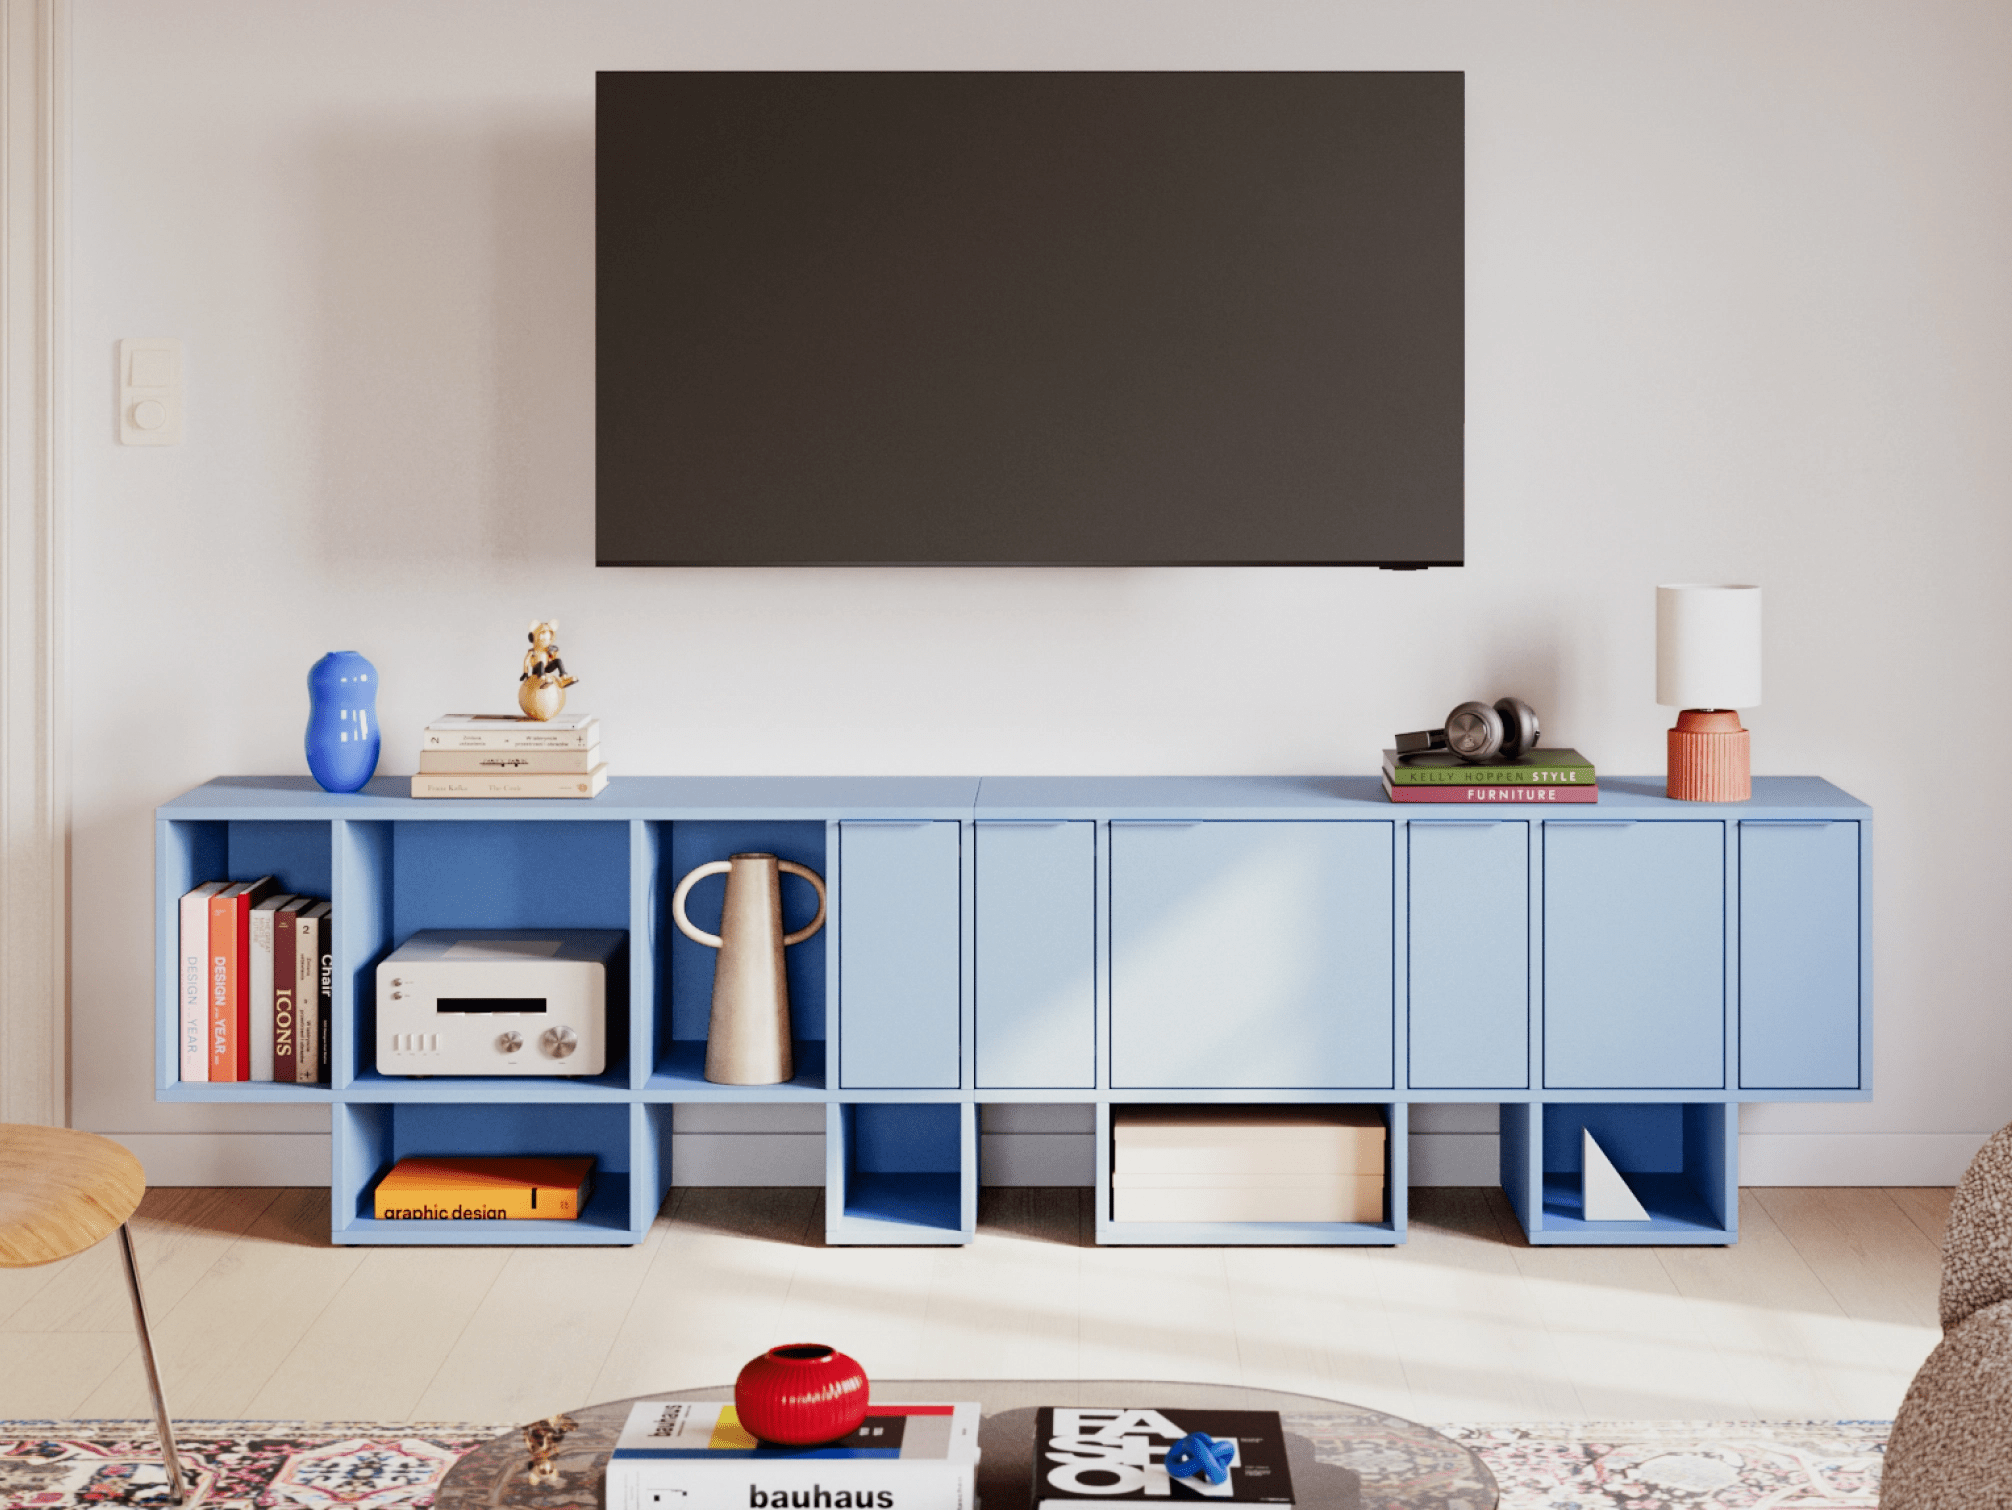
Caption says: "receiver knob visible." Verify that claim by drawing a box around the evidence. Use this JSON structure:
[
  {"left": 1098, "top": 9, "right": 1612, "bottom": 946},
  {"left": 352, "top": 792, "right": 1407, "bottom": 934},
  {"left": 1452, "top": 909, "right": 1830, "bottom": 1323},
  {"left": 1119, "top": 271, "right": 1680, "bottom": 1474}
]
[
  {"left": 496, "top": 1031, "right": 524, "bottom": 1054},
  {"left": 541, "top": 1025, "right": 578, "bottom": 1059}
]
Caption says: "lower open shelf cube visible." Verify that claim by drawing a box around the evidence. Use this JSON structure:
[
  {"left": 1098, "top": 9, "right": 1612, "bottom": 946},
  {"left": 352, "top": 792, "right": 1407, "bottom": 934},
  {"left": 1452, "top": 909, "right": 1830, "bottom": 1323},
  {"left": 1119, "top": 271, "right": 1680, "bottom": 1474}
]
[
  {"left": 825, "top": 1102, "right": 976, "bottom": 1244},
  {"left": 330, "top": 1100, "right": 670, "bottom": 1245},
  {"left": 1500, "top": 1101, "right": 1738, "bottom": 1245},
  {"left": 1092, "top": 1103, "right": 1408, "bottom": 1246}
]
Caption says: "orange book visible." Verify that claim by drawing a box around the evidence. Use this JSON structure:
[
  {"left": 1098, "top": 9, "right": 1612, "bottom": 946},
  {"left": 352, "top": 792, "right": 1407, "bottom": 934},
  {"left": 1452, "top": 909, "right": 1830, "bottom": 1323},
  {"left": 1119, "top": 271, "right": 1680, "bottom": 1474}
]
[
  {"left": 206, "top": 876, "right": 276, "bottom": 1080},
  {"left": 372, "top": 1156, "right": 595, "bottom": 1221}
]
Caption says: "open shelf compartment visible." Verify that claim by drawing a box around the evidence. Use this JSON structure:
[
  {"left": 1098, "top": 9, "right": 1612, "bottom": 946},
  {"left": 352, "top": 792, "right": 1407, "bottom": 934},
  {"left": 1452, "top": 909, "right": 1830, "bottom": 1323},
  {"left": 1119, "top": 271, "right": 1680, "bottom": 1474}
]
[
  {"left": 826, "top": 1101, "right": 975, "bottom": 1244},
  {"left": 334, "top": 817, "right": 633, "bottom": 1095},
  {"left": 331, "top": 1099, "right": 656, "bottom": 1245},
  {"left": 646, "top": 819, "right": 832, "bottom": 1096},
  {"left": 1501, "top": 1101, "right": 1737, "bottom": 1245},
  {"left": 1093, "top": 1102, "right": 1408, "bottom": 1246},
  {"left": 156, "top": 816, "right": 339, "bottom": 1099}
]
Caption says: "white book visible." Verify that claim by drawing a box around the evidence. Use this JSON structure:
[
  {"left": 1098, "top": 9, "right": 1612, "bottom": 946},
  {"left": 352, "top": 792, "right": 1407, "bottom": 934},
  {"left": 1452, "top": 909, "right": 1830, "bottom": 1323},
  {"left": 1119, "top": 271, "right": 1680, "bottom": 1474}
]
[
  {"left": 417, "top": 744, "right": 600, "bottom": 774},
  {"left": 422, "top": 713, "right": 599, "bottom": 751},
  {"left": 248, "top": 895, "right": 297, "bottom": 1081},
  {"left": 411, "top": 764, "right": 609, "bottom": 800},
  {"left": 178, "top": 881, "right": 227, "bottom": 1082},
  {"left": 605, "top": 1401, "right": 978, "bottom": 1510}
]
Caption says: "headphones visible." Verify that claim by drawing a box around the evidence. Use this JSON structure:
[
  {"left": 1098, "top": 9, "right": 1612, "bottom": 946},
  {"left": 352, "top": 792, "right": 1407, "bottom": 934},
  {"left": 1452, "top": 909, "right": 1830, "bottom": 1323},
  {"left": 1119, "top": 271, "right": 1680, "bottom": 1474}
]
[{"left": 1396, "top": 697, "right": 1541, "bottom": 762}]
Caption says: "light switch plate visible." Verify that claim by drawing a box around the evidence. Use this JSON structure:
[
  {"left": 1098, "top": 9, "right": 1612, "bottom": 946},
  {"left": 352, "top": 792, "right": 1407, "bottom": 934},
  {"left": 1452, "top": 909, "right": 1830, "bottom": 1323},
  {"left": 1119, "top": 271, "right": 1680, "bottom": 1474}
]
[{"left": 119, "top": 338, "right": 182, "bottom": 445}]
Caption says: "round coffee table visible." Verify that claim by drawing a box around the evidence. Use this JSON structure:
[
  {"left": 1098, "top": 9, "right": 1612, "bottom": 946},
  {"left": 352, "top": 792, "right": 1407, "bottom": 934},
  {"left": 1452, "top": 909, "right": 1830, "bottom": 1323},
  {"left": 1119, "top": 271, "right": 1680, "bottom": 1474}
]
[{"left": 435, "top": 1379, "right": 1495, "bottom": 1510}]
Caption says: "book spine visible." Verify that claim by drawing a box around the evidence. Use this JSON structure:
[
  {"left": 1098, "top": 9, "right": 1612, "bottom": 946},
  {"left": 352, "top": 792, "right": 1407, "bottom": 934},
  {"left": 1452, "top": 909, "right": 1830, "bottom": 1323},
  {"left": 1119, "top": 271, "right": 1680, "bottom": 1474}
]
[
  {"left": 605, "top": 1462, "right": 972, "bottom": 1510},
  {"left": 274, "top": 908, "right": 297, "bottom": 1084},
  {"left": 235, "top": 893, "right": 255, "bottom": 1079},
  {"left": 317, "top": 915, "right": 333, "bottom": 1084},
  {"left": 1382, "top": 779, "right": 1598, "bottom": 804},
  {"left": 372, "top": 1190, "right": 584, "bottom": 1219},
  {"left": 249, "top": 905, "right": 278, "bottom": 1081},
  {"left": 411, "top": 766, "right": 607, "bottom": 799},
  {"left": 1384, "top": 764, "right": 1596, "bottom": 785},
  {"left": 178, "top": 887, "right": 213, "bottom": 1082},
  {"left": 421, "top": 726, "right": 596, "bottom": 750},
  {"left": 208, "top": 892, "right": 238, "bottom": 1081},
  {"left": 294, "top": 912, "right": 319, "bottom": 1083},
  {"left": 417, "top": 746, "right": 601, "bottom": 774}
]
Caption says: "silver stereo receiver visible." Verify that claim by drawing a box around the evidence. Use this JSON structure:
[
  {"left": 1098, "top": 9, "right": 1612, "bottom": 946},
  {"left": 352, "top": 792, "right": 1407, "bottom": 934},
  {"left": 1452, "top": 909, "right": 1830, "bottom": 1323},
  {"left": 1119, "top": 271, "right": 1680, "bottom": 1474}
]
[{"left": 376, "top": 929, "right": 625, "bottom": 1076}]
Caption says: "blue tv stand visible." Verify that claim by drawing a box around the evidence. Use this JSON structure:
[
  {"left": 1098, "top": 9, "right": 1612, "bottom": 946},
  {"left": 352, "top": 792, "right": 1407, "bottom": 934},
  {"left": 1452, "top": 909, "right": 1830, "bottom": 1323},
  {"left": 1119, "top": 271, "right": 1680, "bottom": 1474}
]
[{"left": 155, "top": 774, "right": 1869, "bottom": 1247}]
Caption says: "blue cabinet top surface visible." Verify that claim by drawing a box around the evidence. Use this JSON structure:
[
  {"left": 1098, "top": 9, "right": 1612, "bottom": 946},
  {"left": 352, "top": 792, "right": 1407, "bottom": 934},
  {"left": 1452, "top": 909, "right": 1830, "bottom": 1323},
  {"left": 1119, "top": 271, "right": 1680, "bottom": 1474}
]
[{"left": 158, "top": 774, "right": 1866, "bottom": 822}]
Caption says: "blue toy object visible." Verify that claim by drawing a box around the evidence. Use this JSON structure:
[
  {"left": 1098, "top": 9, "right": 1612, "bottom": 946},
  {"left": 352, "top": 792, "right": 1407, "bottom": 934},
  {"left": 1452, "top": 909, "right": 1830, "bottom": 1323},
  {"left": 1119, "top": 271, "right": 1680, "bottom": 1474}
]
[{"left": 1164, "top": 1432, "right": 1235, "bottom": 1486}]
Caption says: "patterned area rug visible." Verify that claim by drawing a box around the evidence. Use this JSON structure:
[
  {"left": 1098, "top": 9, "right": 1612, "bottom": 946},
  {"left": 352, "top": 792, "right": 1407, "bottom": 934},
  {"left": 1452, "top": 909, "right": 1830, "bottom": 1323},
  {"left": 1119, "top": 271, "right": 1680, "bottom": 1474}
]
[
  {"left": 0, "top": 1418, "right": 1888, "bottom": 1510},
  {"left": 1442, "top": 1421, "right": 1890, "bottom": 1508}
]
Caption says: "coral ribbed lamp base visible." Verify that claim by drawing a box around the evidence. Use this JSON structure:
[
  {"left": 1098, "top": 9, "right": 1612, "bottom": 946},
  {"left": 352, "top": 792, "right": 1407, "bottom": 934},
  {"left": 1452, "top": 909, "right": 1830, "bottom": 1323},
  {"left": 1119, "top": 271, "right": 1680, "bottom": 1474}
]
[{"left": 1666, "top": 709, "right": 1750, "bottom": 802}]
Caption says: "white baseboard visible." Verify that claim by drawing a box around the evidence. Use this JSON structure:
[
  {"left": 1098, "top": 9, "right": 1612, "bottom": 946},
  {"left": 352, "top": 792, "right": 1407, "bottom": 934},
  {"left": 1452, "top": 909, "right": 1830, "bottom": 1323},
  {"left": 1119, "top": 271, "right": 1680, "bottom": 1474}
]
[
  {"left": 1409, "top": 1133, "right": 1500, "bottom": 1186},
  {"left": 107, "top": 1132, "right": 333, "bottom": 1186},
  {"left": 670, "top": 1132, "right": 825, "bottom": 1186},
  {"left": 981, "top": 1132, "right": 1096, "bottom": 1185},
  {"left": 107, "top": 1127, "right": 1989, "bottom": 1192},
  {"left": 1737, "top": 1131, "right": 1988, "bottom": 1186}
]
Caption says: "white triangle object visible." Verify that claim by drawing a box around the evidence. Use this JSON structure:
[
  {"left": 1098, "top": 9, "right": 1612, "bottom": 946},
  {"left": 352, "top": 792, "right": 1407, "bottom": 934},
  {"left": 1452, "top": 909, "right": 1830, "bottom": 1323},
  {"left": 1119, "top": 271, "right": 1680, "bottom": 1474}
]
[{"left": 1582, "top": 1129, "right": 1651, "bottom": 1222}]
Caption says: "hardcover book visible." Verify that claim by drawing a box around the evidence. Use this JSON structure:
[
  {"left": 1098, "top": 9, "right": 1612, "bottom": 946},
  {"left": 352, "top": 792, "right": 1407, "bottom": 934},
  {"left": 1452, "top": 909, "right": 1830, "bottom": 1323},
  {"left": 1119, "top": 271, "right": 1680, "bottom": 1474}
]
[
  {"left": 422, "top": 713, "right": 600, "bottom": 751},
  {"left": 1380, "top": 777, "right": 1598, "bottom": 804},
  {"left": 417, "top": 746, "right": 601, "bottom": 774},
  {"left": 1381, "top": 747, "right": 1595, "bottom": 784},
  {"left": 178, "top": 881, "right": 227, "bottom": 1082},
  {"left": 248, "top": 894, "right": 297, "bottom": 1082},
  {"left": 273, "top": 899, "right": 302, "bottom": 1084},
  {"left": 410, "top": 765, "right": 608, "bottom": 799},
  {"left": 1034, "top": 1408, "right": 1294, "bottom": 1510},
  {"left": 294, "top": 901, "right": 331, "bottom": 1083},
  {"left": 207, "top": 876, "right": 276, "bottom": 1081},
  {"left": 373, "top": 1155, "right": 596, "bottom": 1219},
  {"left": 605, "top": 1400, "right": 979, "bottom": 1510}
]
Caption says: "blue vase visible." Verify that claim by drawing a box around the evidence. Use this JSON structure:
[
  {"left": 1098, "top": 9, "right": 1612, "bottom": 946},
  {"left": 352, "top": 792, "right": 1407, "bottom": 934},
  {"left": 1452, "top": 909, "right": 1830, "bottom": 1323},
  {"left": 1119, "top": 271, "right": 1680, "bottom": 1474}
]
[{"left": 305, "top": 651, "right": 380, "bottom": 793}]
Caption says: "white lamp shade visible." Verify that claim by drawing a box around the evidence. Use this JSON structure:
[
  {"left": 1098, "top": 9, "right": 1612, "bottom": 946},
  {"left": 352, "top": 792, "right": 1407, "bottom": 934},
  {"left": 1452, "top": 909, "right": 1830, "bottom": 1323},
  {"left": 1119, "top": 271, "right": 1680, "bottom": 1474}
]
[{"left": 1657, "top": 584, "right": 1761, "bottom": 709}]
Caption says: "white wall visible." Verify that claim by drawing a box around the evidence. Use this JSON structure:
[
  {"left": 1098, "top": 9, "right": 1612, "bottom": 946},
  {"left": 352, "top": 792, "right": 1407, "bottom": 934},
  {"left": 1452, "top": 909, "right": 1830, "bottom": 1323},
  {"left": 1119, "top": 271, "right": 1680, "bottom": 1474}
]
[{"left": 68, "top": 0, "right": 2012, "bottom": 1186}]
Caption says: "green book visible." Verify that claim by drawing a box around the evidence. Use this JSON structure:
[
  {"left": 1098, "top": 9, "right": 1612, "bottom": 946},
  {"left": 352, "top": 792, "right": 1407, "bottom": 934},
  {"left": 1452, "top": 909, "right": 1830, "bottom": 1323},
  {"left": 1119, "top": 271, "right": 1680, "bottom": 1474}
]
[{"left": 1382, "top": 747, "right": 1597, "bottom": 785}]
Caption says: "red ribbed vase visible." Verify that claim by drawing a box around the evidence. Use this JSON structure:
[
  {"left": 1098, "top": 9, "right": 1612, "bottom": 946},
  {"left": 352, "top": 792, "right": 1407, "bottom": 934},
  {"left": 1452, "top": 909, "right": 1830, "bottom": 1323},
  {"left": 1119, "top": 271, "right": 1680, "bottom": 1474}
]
[{"left": 734, "top": 1344, "right": 869, "bottom": 1445}]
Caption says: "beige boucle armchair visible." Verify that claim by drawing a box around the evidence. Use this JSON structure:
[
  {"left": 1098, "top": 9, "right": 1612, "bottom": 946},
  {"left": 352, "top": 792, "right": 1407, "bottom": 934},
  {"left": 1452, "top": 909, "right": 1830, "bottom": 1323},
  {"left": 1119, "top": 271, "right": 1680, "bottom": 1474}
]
[{"left": 1881, "top": 1122, "right": 2012, "bottom": 1508}]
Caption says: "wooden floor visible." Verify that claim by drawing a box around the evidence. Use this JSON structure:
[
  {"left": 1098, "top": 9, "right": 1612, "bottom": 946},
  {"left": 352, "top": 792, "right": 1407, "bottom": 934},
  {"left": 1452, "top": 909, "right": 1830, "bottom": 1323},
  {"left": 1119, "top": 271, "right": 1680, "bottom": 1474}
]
[{"left": 0, "top": 1186, "right": 1947, "bottom": 1426}]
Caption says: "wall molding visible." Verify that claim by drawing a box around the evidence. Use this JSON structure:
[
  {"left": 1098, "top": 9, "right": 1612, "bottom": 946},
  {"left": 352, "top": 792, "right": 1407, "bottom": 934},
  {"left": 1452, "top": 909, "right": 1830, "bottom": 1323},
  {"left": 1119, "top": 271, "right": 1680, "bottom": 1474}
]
[{"left": 0, "top": 0, "right": 69, "bottom": 1128}]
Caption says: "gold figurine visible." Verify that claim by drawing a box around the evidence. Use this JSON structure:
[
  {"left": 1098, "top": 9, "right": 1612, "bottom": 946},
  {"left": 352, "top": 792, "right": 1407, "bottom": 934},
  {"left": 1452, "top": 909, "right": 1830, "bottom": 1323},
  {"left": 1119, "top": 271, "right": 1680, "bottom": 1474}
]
[{"left": 518, "top": 620, "right": 578, "bottom": 721}]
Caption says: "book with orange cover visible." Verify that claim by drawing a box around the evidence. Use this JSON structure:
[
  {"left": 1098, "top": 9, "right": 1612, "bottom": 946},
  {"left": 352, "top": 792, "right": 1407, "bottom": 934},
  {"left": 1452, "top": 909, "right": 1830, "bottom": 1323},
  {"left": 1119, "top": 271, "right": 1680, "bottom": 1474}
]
[
  {"left": 207, "top": 876, "right": 276, "bottom": 1081},
  {"left": 372, "top": 1155, "right": 595, "bottom": 1220}
]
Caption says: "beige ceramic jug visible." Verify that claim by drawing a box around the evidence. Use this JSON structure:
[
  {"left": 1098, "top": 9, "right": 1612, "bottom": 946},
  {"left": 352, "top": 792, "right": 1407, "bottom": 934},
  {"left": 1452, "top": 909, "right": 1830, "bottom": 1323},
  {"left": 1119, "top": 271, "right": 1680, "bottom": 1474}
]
[{"left": 671, "top": 853, "right": 827, "bottom": 1085}]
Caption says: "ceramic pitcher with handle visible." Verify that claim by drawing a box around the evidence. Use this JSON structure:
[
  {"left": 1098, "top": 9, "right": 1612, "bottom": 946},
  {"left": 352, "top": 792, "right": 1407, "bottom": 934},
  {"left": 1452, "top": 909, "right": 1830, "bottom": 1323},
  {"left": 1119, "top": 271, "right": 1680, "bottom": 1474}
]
[{"left": 671, "top": 853, "right": 826, "bottom": 1085}]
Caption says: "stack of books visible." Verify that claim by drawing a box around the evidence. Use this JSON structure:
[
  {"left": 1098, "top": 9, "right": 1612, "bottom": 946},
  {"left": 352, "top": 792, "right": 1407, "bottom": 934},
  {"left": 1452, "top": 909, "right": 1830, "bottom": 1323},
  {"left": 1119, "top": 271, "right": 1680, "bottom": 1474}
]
[
  {"left": 178, "top": 879, "right": 330, "bottom": 1083},
  {"left": 1111, "top": 1106, "right": 1386, "bottom": 1223},
  {"left": 1381, "top": 746, "right": 1597, "bottom": 804},
  {"left": 606, "top": 1399, "right": 979, "bottom": 1510},
  {"left": 372, "top": 1155, "right": 596, "bottom": 1221},
  {"left": 413, "top": 713, "right": 607, "bottom": 799}
]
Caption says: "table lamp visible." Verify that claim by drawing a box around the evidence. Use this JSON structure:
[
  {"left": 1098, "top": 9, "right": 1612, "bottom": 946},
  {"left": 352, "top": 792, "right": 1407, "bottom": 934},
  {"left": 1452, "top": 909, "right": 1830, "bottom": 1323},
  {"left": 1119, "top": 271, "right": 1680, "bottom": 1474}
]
[{"left": 1657, "top": 583, "right": 1761, "bottom": 802}]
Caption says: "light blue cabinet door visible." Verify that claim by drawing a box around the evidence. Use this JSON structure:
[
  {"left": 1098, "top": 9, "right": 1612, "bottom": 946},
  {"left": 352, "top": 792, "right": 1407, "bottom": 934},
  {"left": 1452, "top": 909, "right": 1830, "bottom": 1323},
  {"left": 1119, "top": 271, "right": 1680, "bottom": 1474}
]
[
  {"left": 1543, "top": 821, "right": 1725, "bottom": 1089},
  {"left": 1409, "top": 820, "right": 1529, "bottom": 1089},
  {"left": 976, "top": 822, "right": 1095, "bottom": 1089},
  {"left": 1111, "top": 821, "right": 1393, "bottom": 1089},
  {"left": 839, "top": 821, "right": 961, "bottom": 1089},
  {"left": 1740, "top": 821, "right": 1861, "bottom": 1089}
]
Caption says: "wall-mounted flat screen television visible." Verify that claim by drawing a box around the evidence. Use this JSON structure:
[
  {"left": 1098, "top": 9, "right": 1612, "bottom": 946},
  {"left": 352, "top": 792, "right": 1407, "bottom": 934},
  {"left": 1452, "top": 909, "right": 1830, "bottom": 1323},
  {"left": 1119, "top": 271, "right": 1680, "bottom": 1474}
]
[{"left": 596, "top": 71, "right": 1463, "bottom": 567}]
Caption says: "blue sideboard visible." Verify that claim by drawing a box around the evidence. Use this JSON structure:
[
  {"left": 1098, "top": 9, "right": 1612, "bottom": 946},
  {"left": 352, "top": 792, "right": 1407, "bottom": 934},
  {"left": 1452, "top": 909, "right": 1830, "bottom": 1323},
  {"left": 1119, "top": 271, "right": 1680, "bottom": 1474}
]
[{"left": 154, "top": 774, "right": 1870, "bottom": 1248}]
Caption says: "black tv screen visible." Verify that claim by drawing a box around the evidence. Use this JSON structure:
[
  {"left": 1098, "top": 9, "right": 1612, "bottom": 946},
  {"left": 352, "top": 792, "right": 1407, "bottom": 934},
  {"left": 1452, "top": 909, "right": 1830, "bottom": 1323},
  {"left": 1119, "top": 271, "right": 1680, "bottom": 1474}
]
[{"left": 597, "top": 72, "right": 1463, "bottom": 567}]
